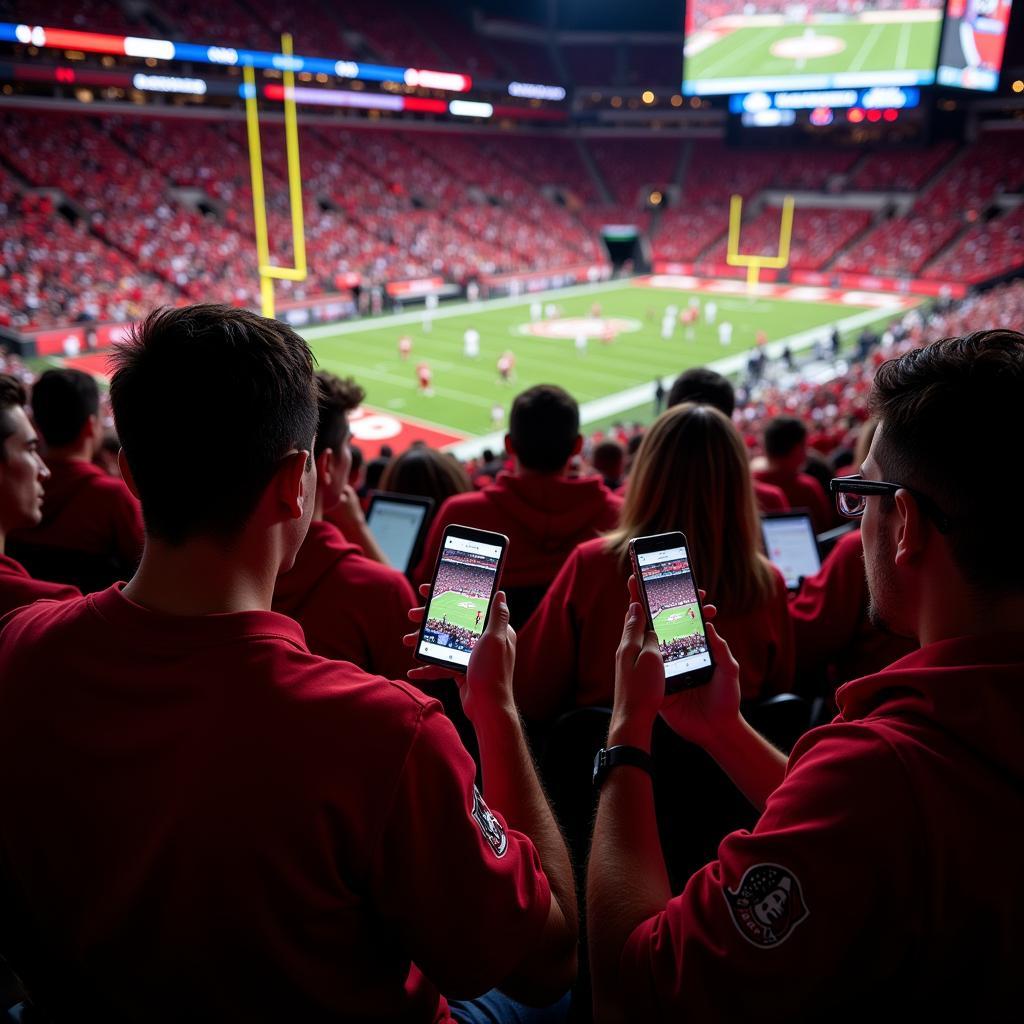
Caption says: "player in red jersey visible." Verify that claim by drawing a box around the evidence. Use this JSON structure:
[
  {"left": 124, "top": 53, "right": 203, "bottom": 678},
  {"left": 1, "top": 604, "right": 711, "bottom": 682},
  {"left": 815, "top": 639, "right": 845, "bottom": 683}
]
[
  {"left": 497, "top": 351, "right": 516, "bottom": 384},
  {"left": 416, "top": 361, "right": 434, "bottom": 396},
  {"left": 398, "top": 334, "right": 412, "bottom": 361}
]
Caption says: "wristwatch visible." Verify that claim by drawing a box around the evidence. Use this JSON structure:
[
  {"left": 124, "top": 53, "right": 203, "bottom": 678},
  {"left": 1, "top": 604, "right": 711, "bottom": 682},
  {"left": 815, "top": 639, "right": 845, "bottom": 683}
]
[{"left": 593, "top": 745, "right": 655, "bottom": 790}]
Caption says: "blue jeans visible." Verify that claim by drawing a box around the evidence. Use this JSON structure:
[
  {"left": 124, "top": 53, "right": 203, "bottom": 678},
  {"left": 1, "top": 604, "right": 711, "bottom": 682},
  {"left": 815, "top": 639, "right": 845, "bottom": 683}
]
[{"left": 448, "top": 989, "right": 571, "bottom": 1024}]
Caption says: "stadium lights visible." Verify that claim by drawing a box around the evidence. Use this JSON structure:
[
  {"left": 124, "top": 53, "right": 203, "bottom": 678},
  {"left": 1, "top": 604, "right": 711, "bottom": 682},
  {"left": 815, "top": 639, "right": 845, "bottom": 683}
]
[
  {"left": 1013, "top": 80, "right": 1024, "bottom": 94},
  {"left": 449, "top": 100, "right": 493, "bottom": 118},
  {"left": 0, "top": 21, "right": 475, "bottom": 92},
  {"left": 133, "top": 72, "right": 207, "bottom": 95}
]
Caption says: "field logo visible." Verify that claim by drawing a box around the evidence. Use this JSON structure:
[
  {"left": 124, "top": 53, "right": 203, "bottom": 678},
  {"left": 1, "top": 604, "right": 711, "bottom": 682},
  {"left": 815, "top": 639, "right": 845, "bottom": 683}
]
[
  {"left": 724, "top": 863, "right": 809, "bottom": 948},
  {"left": 517, "top": 316, "right": 641, "bottom": 340},
  {"left": 471, "top": 787, "right": 508, "bottom": 858},
  {"left": 770, "top": 33, "right": 845, "bottom": 61}
]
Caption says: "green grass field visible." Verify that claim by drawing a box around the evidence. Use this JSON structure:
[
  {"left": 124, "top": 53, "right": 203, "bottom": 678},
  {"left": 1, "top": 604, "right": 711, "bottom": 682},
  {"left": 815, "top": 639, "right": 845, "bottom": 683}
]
[
  {"left": 652, "top": 603, "right": 702, "bottom": 645},
  {"left": 426, "top": 589, "right": 490, "bottom": 635},
  {"left": 686, "top": 18, "right": 942, "bottom": 83},
  {"left": 302, "top": 281, "right": 899, "bottom": 441}
]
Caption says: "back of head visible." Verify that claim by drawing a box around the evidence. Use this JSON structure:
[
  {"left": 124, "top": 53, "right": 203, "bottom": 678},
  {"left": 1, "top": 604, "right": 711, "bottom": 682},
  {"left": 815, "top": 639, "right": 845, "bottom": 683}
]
[
  {"left": 870, "top": 328, "right": 1024, "bottom": 592},
  {"left": 607, "top": 403, "right": 773, "bottom": 611},
  {"left": 31, "top": 369, "right": 100, "bottom": 448},
  {"left": 509, "top": 385, "right": 580, "bottom": 473},
  {"left": 109, "top": 305, "right": 317, "bottom": 546},
  {"left": 764, "top": 416, "right": 807, "bottom": 460},
  {"left": 667, "top": 367, "right": 735, "bottom": 417},
  {"left": 0, "top": 373, "right": 27, "bottom": 453},
  {"left": 379, "top": 447, "right": 472, "bottom": 509},
  {"left": 592, "top": 439, "right": 624, "bottom": 483}
]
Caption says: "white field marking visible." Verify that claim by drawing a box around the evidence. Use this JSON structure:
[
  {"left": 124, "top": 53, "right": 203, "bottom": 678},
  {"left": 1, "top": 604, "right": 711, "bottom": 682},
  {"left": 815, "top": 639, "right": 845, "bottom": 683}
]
[
  {"left": 299, "top": 279, "right": 628, "bottom": 342},
  {"left": 699, "top": 26, "right": 780, "bottom": 79},
  {"left": 896, "top": 20, "right": 911, "bottom": 70},
  {"left": 848, "top": 23, "right": 885, "bottom": 73},
  {"left": 445, "top": 301, "right": 907, "bottom": 459}
]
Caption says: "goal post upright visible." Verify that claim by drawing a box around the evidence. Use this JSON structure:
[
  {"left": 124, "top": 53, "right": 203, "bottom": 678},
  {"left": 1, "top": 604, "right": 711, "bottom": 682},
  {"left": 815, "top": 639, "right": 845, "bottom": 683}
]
[
  {"left": 243, "top": 32, "right": 307, "bottom": 319},
  {"left": 726, "top": 193, "right": 795, "bottom": 291}
]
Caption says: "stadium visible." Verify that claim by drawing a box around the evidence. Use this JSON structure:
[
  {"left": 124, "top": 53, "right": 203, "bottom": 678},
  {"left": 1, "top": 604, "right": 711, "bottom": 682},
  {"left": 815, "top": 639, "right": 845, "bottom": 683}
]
[{"left": 0, "top": 0, "right": 1023, "bottom": 1020}]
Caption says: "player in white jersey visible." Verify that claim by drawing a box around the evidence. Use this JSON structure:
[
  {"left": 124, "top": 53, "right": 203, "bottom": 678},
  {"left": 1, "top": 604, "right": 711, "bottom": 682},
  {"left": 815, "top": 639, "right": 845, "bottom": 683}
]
[
  {"left": 705, "top": 300, "right": 718, "bottom": 325},
  {"left": 661, "top": 314, "right": 675, "bottom": 341},
  {"left": 530, "top": 300, "right": 543, "bottom": 322},
  {"left": 575, "top": 332, "right": 588, "bottom": 355},
  {"left": 718, "top": 320, "right": 733, "bottom": 346},
  {"left": 463, "top": 328, "right": 480, "bottom": 358}
]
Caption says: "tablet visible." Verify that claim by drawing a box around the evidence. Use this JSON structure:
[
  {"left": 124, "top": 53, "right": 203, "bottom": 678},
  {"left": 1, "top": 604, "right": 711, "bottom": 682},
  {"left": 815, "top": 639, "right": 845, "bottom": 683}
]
[
  {"left": 366, "top": 492, "right": 434, "bottom": 575},
  {"left": 761, "top": 511, "right": 821, "bottom": 590}
]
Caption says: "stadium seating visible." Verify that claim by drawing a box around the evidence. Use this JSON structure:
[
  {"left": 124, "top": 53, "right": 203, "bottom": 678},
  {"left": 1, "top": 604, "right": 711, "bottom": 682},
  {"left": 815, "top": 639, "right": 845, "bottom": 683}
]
[{"left": 848, "top": 141, "right": 958, "bottom": 192}]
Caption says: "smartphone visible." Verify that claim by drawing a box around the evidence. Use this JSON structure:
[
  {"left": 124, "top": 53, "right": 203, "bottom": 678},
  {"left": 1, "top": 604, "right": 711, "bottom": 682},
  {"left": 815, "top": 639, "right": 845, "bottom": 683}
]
[
  {"left": 629, "top": 531, "right": 715, "bottom": 692},
  {"left": 415, "top": 524, "right": 509, "bottom": 671}
]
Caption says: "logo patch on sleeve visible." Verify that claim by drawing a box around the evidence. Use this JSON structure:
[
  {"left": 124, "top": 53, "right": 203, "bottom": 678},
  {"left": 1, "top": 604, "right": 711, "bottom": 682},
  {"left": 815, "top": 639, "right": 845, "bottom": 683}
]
[
  {"left": 471, "top": 787, "right": 508, "bottom": 858},
  {"left": 723, "top": 863, "right": 809, "bottom": 948}
]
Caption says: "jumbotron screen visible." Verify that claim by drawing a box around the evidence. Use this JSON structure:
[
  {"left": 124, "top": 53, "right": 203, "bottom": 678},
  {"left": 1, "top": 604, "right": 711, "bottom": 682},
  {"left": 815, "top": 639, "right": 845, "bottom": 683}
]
[
  {"left": 936, "top": 0, "right": 1015, "bottom": 90},
  {"left": 683, "top": 0, "right": 945, "bottom": 96}
]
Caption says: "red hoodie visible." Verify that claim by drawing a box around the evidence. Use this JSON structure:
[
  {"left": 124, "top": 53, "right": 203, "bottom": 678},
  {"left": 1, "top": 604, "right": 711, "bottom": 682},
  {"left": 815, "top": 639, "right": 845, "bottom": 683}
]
[
  {"left": 0, "top": 552, "right": 79, "bottom": 617},
  {"left": 273, "top": 519, "right": 415, "bottom": 681},
  {"left": 515, "top": 537, "right": 794, "bottom": 719},
  {"left": 754, "top": 467, "right": 832, "bottom": 533},
  {"left": 620, "top": 633, "right": 1024, "bottom": 1021},
  {"left": 10, "top": 458, "right": 143, "bottom": 566},
  {"left": 412, "top": 472, "right": 622, "bottom": 591}
]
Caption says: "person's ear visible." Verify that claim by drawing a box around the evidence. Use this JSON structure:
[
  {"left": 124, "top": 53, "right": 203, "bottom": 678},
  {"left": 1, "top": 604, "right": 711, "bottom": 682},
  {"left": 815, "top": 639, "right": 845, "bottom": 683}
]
[
  {"left": 117, "top": 449, "right": 140, "bottom": 499},
  {"left": 277, "top": 450, "right": 312, "bottom": 520},
  {"left": 893, "top": 489, "right": 926, "bottom": 568},
  {"left": 503, "top": 433, "right": 514, "bottom": 456},
  {"left": 315, "top": 447, "right": 334, "bottom": 490},
  {"left": 571, "top": 434, "right": 583, "bottom": 456}
]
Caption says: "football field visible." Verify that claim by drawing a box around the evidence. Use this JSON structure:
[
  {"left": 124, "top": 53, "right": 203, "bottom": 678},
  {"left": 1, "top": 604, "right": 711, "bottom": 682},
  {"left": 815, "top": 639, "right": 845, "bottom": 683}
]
[
  {"left": 300, "top": 277, "right": 915, "bottom": 455},
  {"left": 427, "top": 589, "right": 490, "bottom": 635},
  {"left": 685, "top": 15, "right": 942, "bottom": 85},
  {"left": 653, "top": 603, "right": 702, "bottom": 645}
]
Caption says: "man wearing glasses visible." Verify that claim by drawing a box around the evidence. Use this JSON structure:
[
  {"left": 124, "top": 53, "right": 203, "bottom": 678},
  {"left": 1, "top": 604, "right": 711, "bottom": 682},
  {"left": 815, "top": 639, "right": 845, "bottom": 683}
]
[{"left": 588, "top": 329, "right": 1024, "bottom": 1021}]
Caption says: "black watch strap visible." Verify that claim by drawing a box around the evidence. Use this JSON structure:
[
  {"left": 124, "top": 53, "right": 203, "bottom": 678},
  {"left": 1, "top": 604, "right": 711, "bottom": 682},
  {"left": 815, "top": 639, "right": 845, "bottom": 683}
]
[{"left": 593, "top": 745, "right": 654, "bottom": 790}]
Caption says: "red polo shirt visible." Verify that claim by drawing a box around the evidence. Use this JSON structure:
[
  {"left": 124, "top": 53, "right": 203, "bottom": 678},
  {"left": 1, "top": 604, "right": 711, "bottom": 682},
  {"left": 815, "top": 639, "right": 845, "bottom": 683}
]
[
  {"left": 789, "top": 529, "right": 915, "bottom": 684},
  {"left": 753, "top": 480, "right": 789, "bottom": 514},
  {"left": 10, "top": 457, "right": 143, "bottom": 565},
  {"left": 0, "top": 587, "right": 551, "bottom": 1023},
  {"left": 413, "top": 471, "right": 622, "bottom": 589},
  {"left": 0, "top": 552, "right": 79, "bottom": 617},
  {"left": 754, "top": 467, "right": 832, "bottom": 534},
  {"left": 514, "top": 537, "right": 794, "bottom": 720},
  {"left": 273, "top": 519, "right": 415, "bottom": 679},
  {"left": 620, "top": 634, "right": 1024, "bottom": 1020}
]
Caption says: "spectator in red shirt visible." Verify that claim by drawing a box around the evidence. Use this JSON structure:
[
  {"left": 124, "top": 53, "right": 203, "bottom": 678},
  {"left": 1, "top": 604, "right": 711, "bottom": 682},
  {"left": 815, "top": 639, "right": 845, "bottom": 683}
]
[
  {"left": 9, "top": 368, "right": 143, "bottom": 590},
  {"left": 414, "top": 384, "right": 621, "bottom": 625},
  {"left": 0, "top": 374, "right": 78, "bottom": 616},
  {"left": 755, "top": 415, "right": 832, "bottom": 531},
  {"left": 515, "top": 403, "right": 792, "bottom": 722},
  {"left": 0, "top": 305, "right": 576, "bottom": 1023},
  {"left": 668, "top": 367, "right": 788, "bottom": 514},
  {"left": 588, "top": 329, "right": 1024, "bottom": 1021},
  {"left": 274, "top": 372, "right": 415, "bottom": 679}
]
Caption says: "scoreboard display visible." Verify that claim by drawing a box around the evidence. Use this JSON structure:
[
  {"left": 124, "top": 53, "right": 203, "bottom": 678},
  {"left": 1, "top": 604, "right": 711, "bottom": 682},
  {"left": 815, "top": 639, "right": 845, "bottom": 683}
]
[{"left": 936, "top": 0, "right": 1015, "bottom": 90}]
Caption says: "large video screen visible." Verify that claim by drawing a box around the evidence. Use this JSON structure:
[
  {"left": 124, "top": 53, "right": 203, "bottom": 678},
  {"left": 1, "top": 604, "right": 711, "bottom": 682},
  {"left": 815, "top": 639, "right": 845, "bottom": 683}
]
[
  {"left": 683, "top": 0, "right": 945, "bottom": 96},
  {"left": 936, "top": 0, "right": 1015, "bottom": 90}
]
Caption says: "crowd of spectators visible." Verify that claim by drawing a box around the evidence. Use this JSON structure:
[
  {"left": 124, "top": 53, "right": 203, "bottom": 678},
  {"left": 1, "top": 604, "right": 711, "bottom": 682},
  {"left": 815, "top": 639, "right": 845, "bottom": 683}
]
[
  {"left": 642, "top": 569, "right": 696, "bottom": 616},
  {"left": 658, "top": 631, "right": 709, "bottom": 661},
  {"left": 433, "top": 557, "right": 495, "bottom": 601}
]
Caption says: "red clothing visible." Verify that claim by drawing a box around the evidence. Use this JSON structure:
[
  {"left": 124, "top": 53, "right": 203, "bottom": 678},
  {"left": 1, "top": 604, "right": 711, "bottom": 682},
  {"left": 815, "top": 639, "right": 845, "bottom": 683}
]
[
  {"left": 413, "top": 471, "right": 622, "bottom": 589},
  {"left": 0, "top": 588, "right": 551, "bottom": 1023},
  {"left": 753, "top": 480, "right": 788, "bottom": 514},
  {"left": 515, "top": 537, "right": 794, "bottom": 719},
  {"left": 621, "top": 634, "right": 1024, "bottom": 1020},
  {"left": 0, "top": 552, "right": 79, "bottom": 617},
  {"left": 274, "top": 518, "right": 415, "bottom": 680},
  {"left": 11, "top": 457, "right": 143, "bottom": 565},
  {"left": 789, "top": 529, "right": 915, "bottom": 683},
  {"left": 754, "top": 467, "right": 831, "bottom": 533}
]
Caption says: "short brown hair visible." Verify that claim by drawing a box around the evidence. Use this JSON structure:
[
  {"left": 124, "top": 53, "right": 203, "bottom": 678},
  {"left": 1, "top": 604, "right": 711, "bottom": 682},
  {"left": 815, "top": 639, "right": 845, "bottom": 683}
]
[
  {"left": 314, "top": 371, "right": 365, "bottom": 460},
  {"left": 110, "top": 305, "right": 318, "bottom": 545},
  {"left": 870, "top": 329, "right": 1024, "bottom": 590}
]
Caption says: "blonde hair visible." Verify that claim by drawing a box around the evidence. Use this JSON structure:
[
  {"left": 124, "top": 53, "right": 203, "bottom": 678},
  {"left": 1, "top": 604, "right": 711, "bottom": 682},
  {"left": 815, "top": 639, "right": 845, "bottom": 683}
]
[{"left": 605, "top": 403, "right": 775, "bottom": 613}]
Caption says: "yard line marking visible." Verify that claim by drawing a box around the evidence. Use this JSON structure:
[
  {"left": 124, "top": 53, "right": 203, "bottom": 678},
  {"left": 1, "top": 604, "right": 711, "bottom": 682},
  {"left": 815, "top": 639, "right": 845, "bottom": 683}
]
[
  {"left": 848, "top": 23, "right": 885, "bottom": 73},
  {"left": 896, "top": 21, "right": 911, "bottom": 71},
  {"left": 699, "top": 27, "right": 779, "bottom": 79}
]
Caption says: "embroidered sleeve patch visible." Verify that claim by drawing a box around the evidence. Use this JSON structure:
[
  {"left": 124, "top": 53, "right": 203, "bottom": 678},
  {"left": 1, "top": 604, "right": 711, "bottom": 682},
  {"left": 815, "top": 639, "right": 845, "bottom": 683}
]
[
  {"left": 723, "top": 863, "right": 809, "bottom": 948},
  {"left": 471, "top": 786, "right": 508, "bottom": 858}
]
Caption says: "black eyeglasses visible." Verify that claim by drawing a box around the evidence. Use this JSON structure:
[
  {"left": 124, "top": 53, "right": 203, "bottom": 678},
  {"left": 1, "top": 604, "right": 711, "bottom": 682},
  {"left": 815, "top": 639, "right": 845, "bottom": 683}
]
[{"left": 829, "top": 475, "right": 954, "bottom": 533}]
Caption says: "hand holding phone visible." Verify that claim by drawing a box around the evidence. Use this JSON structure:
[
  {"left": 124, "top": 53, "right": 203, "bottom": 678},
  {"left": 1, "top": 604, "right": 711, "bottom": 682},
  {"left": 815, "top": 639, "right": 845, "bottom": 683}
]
[{"left": 628, "top": 532, "right": 714, "bottom": 692}]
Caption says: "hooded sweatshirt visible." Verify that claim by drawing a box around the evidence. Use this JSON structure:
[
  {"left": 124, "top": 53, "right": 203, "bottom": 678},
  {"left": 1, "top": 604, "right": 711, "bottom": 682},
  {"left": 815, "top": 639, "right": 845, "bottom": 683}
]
[
  {"left": 274, "top": 519, "right": 415, "bottom": 681},
  {"left": 9, "top": 457, "right": 143, "bottom": 566},
  {"left": 412, "top": 471, "right": 622, "bottom": 591},
  {"left": 619, "top": 633, "right": 1024, "bottom": 1021}
]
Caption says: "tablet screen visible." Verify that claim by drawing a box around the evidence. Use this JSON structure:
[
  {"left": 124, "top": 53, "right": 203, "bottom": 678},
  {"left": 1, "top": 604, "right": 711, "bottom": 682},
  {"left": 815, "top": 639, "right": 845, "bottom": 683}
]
[
  {"left": 762, "top": 514, "right": 821, "bottom": 590},
  {"left": 366, "top": 498, "right": 430, "bottom": 574}
]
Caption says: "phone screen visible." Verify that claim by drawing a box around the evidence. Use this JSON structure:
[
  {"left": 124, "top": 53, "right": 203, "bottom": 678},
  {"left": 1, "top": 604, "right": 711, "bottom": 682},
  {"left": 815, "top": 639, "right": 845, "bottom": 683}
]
[
  {"left": 761, "top": 513, "right": 821, "bottom": 590},
  {"left": 417, "top": 533, "right": 503, "bottom": 668},
  {"left": 636, "top": 543, "right": 712, "bottom": 680},
  {"left": 367, "top": 499, "right": 429, "bottom": 574}
]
